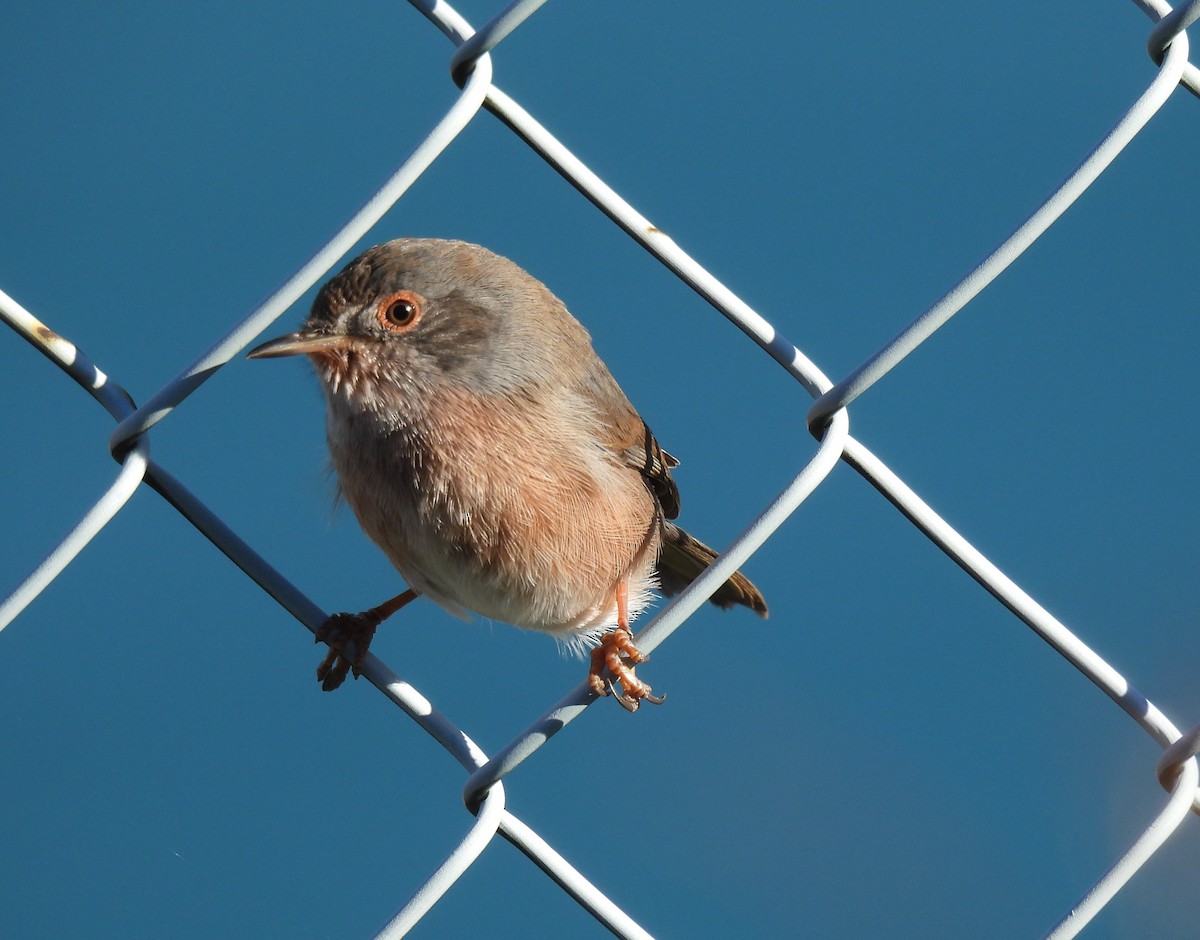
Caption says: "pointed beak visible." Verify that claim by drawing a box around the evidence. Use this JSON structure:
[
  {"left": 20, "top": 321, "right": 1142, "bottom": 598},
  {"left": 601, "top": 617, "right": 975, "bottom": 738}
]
[{"left": 246, "top": 330, "right": 346, "bottom": 359}]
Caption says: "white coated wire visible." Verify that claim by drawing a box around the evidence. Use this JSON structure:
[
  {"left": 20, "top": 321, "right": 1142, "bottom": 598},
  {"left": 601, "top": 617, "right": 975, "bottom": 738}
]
[
  {"left": 0, "top": 289, "right": 148, "bottom": 633},
  {"left": 2, "top": 1, "right": 1199, "bottom": 937},
  {"left": 806, "top": 22, "right": 1190, "bottom": 431}
]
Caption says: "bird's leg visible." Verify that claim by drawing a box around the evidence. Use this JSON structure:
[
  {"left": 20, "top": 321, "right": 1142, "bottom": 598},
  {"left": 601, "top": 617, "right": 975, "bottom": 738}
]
[
  {"left": 587, "top": 581, "right": 666, "bottom": 712},
  {"left": 315, "top": 588, "right": 419, "bottom": 691}
]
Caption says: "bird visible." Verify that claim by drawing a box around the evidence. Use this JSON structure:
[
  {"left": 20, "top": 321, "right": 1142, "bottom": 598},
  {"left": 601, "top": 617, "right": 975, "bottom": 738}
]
[{"left": 247, "top": 238, "right": 766, "bottom": 710}]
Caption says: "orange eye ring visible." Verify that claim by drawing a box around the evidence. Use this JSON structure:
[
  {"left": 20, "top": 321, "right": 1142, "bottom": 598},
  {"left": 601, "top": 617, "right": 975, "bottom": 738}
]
[{"left": 377, "top": 290, "right": 423, "bottom": 332}]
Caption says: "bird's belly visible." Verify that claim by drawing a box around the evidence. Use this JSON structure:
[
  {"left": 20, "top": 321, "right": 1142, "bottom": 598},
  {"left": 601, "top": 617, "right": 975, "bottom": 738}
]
[{"left": 330, "top": 424, "right": 660, "bottom": 643}]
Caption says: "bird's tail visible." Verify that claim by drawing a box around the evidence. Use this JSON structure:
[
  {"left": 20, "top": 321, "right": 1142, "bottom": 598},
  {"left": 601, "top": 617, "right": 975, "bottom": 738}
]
[{"left": 657, "top": 521, "right": 768, "bottom": 617}]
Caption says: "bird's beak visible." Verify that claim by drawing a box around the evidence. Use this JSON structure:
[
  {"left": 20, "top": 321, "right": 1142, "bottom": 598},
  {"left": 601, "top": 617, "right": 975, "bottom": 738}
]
[{"left": 246, "top": 330, "right": 346, "bottom": 359}]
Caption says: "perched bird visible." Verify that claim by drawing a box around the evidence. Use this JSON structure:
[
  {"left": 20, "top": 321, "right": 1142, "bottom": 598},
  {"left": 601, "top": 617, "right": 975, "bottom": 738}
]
[{"left": 248, "top": 238, "right": 766, "bottom": 710}]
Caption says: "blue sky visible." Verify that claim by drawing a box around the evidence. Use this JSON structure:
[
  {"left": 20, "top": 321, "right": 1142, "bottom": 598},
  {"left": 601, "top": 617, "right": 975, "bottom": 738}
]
[{"left": 3, "top": 2, "right": 1200, "bottom": 937}]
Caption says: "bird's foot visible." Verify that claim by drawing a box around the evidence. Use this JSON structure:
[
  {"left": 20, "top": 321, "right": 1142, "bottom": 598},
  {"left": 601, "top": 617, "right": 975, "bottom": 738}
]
[
  {"left": 313, "top": 589, "right": 419, "bottom": 691},
  {"left": 314, "top": 611, "right": 380, "bottom": 691},
  {"left": 588, "top": 628, "right": 666, "bottom": 712}
]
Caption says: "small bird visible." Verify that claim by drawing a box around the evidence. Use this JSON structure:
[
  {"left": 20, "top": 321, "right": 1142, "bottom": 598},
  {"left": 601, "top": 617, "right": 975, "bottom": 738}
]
[{"left": 248, "top": 238, "right": 766, "bottom": 710}]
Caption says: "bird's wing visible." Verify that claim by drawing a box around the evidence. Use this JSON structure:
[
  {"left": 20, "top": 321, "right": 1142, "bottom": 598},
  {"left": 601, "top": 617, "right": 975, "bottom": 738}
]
[{"left": 580, "top": 356, "right": 681, "bottom": 520}]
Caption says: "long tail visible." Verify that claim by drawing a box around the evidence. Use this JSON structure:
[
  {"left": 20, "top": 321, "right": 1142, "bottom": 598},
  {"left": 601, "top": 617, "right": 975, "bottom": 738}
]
[{"left": 656, "top": 522, "right": 768, "bottom": 616}]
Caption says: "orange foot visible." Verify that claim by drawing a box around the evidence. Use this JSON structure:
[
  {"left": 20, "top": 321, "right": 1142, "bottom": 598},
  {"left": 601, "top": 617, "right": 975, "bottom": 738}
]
[
  {"left": 588, "top": 627, "right": 666, "bottom": 712},
  {"left": 315, "top": 589, "right": 417, "bottom": 691}
]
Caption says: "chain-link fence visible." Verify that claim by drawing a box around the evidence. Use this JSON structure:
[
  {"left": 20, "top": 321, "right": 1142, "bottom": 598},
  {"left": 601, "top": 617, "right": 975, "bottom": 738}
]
[{"left": 4, "top": 2, "right": 1200, "bottom": 936}]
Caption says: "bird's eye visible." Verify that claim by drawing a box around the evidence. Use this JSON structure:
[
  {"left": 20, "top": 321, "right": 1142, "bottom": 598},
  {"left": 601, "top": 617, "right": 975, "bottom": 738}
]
[{"left": 377, "top": 291, "right": 423, "bottom": 332}]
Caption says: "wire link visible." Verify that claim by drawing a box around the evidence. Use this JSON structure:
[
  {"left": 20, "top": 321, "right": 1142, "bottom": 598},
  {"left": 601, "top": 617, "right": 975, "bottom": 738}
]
[
  {"left": 1145, "top": 0, "right": 1200, "bottom": 96},
  {"left": 1157, "top": 723, "right": 1200, "bottom": 797},
  {"left": 3, "top": 1, "right": 1199, "bottom": 937},
  {"left": 447, "top": 0, "right": 551, "bottom": 83}
]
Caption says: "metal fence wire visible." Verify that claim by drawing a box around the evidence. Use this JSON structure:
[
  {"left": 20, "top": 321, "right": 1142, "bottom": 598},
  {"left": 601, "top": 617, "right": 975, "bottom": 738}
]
[{"left": 4, "top": 1, "right": 1200, "bottom": 936}]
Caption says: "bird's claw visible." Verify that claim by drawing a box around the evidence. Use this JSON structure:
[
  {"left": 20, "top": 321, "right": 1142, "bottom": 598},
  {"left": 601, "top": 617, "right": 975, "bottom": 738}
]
[
  {"left": 588, "top": 628, "right": 665, "bottom": 712},
  {"left": 314, "top": 611, "right": 379, "bottom": 691},
  {"left": 604, "top": 678, "right": 666, "bottom": 712}
]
